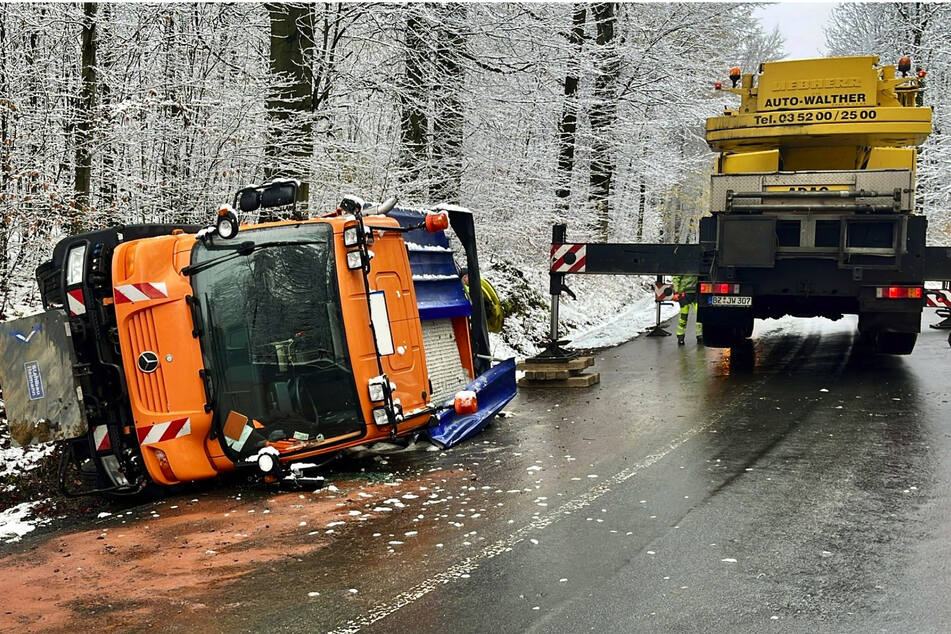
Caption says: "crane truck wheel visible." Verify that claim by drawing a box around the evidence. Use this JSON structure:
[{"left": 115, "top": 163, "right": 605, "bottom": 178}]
[
  {"left": 701, "top": 324, "right": 748, "bottom": 348},
  {"left": 876, "top": 331, "right": 918, "bottom": 355}
]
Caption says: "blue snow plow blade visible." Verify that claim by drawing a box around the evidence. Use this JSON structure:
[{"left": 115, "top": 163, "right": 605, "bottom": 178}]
[{"left": 427, "top": 358, "right": 517, "bottom": 449}]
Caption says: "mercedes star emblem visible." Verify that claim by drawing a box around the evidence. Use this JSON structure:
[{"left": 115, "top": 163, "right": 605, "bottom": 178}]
[{"left": 137, "top": 350, "right": 159, "bottom": 374}]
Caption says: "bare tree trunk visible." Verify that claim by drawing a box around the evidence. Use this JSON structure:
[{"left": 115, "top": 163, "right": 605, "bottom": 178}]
[
  {"left": 265, "top": 2, "right": 313, "bottom": 220},
  {"left": 73, "top": 2, "right": 97, "bottom": 232},
  {"left": 430, "top": 6, "right": 465, "bottom": 204},
  {"left": 98, "top": 3, "right": 115, "bottom": 221},
  {"left": 589, "top": 2, "right": 618, "bottom": 242},
  {"left": 555, "top": 5, "right": 586, "bottom": 208},
  {"left": 398, "top": 9, "right": 429, "bottom": 200}
]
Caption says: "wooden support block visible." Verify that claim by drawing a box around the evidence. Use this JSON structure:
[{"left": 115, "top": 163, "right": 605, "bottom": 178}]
[
  {"left": 517, "top": 356, "right": 594, "bottom": 372},
  {"left": 522, "top": 368, "right": 572, "bottom": 380},
  {"left": 518, "top": 373, "right": 600, "bottom": 388}
]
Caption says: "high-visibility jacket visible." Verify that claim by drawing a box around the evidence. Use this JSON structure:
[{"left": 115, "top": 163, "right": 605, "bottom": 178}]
[
  {"left": 672, "top": 275, "right": 698, "bottom": 305},
  {"left": 672, "top": 275, "right": 698, "bottom": 294}
]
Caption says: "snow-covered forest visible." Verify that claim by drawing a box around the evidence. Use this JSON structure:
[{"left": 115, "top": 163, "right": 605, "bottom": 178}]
[
  {"left": 0, "top": 2, "right": 783, "bottom": 352},
  {"left": 0, "top": 3, "right": 947, "bottom": 353},
  {"left": 826, "top": 2, "right": 951, "bottom": 247}
]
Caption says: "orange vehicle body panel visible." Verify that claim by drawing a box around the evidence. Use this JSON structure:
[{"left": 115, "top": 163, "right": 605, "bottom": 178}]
[
  {"left": 112, "top": 216, "right": 440, "bottom": 484},
  {"left": 113, "top": 234, "right": 220, "bottom": 485}
]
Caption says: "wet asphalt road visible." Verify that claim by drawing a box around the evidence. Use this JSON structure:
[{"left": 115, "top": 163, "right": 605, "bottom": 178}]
[
  {"left": 208, "top": 315, "right": 951, "bottom": 633},
  {"left": 7, "top": 315, "right": 951, "bottom": 632}
]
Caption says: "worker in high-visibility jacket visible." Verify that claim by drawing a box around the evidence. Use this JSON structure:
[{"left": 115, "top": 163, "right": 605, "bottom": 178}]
[{"left": 672, "top": 274, "right": 702, "bottom": 345}]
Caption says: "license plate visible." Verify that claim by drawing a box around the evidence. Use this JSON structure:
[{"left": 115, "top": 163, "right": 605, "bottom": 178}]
[{"left": 710, "top": 295, "right": 752, "bottom": 307}]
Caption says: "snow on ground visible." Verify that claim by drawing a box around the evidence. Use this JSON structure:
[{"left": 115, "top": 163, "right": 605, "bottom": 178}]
[
  {"left": 566, "top": 292, "right": 679, "bottom": 349},
  {"left": 490, "top": 279, "right": 677, "bottom": 358},
  {"left": 0, "top": 440, "right": 56, "bottom": 480},
  {"left": 0, "top": 395, "right": 58, "bottom": 481},
  {"left": 0, "top": 500, "right": 51, "bottom": 543}
]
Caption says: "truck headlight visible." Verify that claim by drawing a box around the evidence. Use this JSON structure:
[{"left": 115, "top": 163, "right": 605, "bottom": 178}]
[
  {"left": 343, "top": 224, "right": 360, "bottom": 247},
  {"left": 66, "top": 244, "right": 86, "bottom": 285},
  {"left": 372, "top": 407, "right": 390, "bottom": 426},
  {"left": 346, "top": 249, "right": 363, "bottom": 270},
  {"left": 368, "top": 376, "right": 386, "bottom": 402}
]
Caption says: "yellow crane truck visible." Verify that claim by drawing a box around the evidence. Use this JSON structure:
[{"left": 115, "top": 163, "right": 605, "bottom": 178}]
[
  {"left": 542, "top": 55, "right": 951, "bottom": 356},
  {"left": 698, "top": 55, "right": 934, "bottom": 353}
]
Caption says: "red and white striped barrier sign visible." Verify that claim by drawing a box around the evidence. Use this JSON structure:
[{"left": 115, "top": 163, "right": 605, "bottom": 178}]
[
  {"left": 926, "top": 289, "right": 951, "bottom": 307},
  {"left": 114, "top": 282, "right": 169, "bottom": 304},
  {"left": 550, "top": 243, "right": 587, "bottom": 273},
  {"left": 66, "top": 288, "right": 86, "bottom": 316},
  {"left": 136, "top": 417, "right": 191, "bottom": 445},
  {"left": 654, "top": 282, "right": 674, "bottom": 302},
  {"left": 93, "top": 425, "right": 111, "bottom": 452}
]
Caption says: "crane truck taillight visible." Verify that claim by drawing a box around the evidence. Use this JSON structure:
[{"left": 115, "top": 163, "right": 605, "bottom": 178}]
[{"left": 875, "top": 286, "right": 923, "bottom": 300}]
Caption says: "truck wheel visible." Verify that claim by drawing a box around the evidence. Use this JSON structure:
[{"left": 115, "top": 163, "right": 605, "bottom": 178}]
[
  {"left": 876, "top": 332, "right": 917, "bottom": 355},
  {"left": 702, "top": 324, "right": 743, "bottom": 348},
  {"left": 742, "top": 318, "right": 754, "bottom": 338}
]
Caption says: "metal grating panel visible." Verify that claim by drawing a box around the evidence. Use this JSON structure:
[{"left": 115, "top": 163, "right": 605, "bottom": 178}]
[
  {"left": 421, "top": 319, "right": 470, "bottom": 405},
  {"left": 127, "top": 309, "right": 170, "bottom": 413},
  {"left": 710, "top": 169, "right": 913, "bottom": 213}
]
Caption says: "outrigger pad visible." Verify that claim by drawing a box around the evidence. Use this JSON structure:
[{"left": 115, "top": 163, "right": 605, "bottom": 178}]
[{"left": 427, "top": 358, "right": 517, "bottom": 449}]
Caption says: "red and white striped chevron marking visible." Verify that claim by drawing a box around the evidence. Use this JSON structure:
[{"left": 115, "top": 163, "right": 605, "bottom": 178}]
[
  {"left": 92, "top": 425, "right": 111, "bottom": 452},
  {"left": 550, "top": 243, "right": 587, "bottom": 273},
  {"left": 654, "top": 282, "right": 674, "bottom": 301},
  {"left": 67, "top": 288, "right": 86, "bottom": 316},
  {"left": 136, "top": 417, "right": 191, "bottom": 446},
  {"left": 926, "top": 289, "right": 951, "bottom": 308},
  {"left": 114, "top": 282, "right": 169, "bottom": 304}
]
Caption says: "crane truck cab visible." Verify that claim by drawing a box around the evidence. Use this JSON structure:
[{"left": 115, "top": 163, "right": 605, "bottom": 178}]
[
  {"left": 699, "top": 56, "right": 932, "bottom": 353},
  {"left": 0, "top": 182, "right": 516, "bottom": 494}
]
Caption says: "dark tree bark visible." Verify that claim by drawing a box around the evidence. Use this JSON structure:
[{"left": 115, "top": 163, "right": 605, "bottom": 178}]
[
  {"left": 589, "top": 2, "right": 618, "bottom": 242},
  {"left": 73, "top": 2, "right": 97, "bottom": 232},
  {"left": 398, "top": 9, "right": 429, "bottom": 199},
  {"left": 430, "top": 5, "right": 465, "bottom": 204},
  {"left": 555, "top": 5, "right": 586, "bottom": 206},
  {"left": 265, "top": 2, "right": 313, "bottom": 219},
  {"left": 98, "top": 3, "right": 115, "bottom": 220}
]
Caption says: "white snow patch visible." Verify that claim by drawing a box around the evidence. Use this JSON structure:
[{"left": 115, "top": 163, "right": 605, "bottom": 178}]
[
  {"left": 567, "top": 293, "right": 678, "bottom": 349},
  {"left": 0, "top": 440, "right": 57, "bottom": 478},
  {"left": 0, "top": 500, "right": 51, "bottom": 542},
  {"left": 404, "top": 242, "right": 452, "bottom": 253}
]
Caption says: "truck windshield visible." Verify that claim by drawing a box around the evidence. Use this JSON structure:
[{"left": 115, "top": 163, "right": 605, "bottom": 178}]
[{"left": 189, "top": 223, "right": 363, "bottom": 460}]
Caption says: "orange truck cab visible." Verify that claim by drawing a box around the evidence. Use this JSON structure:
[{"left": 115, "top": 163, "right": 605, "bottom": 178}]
[{"left": 0, "top": 183, "right": 516, "bottom": 494}]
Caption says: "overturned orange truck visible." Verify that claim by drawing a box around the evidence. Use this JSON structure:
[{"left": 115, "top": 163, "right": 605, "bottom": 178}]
[{"left": 0, "top": 182, "right": 515, "bottom": 494}]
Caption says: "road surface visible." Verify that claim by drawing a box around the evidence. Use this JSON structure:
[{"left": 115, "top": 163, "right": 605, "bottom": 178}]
[{"left": 3, "top": 316, "right": 951, "bottom": 633}]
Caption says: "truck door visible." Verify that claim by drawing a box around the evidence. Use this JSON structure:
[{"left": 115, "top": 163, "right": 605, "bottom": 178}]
[{"left": 369, "top": 235, "right": 428, "bottom": 413}]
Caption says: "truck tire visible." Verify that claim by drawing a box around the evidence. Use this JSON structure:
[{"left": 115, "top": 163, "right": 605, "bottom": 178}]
[
  {"left": 876, "top": 331, "right": 917, "bottom": 355},
  {"left": 702, "top": 324, "right": 745, "bottom": 348}
]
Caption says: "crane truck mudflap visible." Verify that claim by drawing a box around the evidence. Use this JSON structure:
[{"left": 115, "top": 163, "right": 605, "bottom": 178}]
[
  {"left": 0, "top": 309, "right": 88, "bottom": 446},
  {"left": 427, "top": 357, "right": 516, "bottom": 449}
]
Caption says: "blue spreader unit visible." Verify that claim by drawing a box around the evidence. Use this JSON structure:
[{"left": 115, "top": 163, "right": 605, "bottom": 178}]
[
  {"left": 389, "top": 208, "right": 471, "bottom": 322},
  {"left": 427, "top": 358, "right": 517, "bottom": 449}
]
